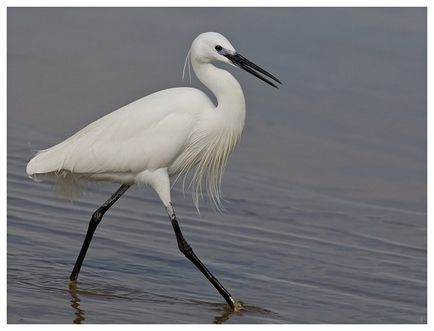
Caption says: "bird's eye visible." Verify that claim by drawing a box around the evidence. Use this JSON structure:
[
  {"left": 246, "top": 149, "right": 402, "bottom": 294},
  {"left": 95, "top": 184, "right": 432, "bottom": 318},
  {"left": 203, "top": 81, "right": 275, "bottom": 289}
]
[{"left": 215, "top": 45, "right": 223, "bottom": 52}]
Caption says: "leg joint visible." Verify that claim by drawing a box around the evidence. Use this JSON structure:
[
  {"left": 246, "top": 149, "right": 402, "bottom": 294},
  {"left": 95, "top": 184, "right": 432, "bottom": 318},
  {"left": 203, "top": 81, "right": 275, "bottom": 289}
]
[
  {"left": 178, "top": 237, "right": 193, "bottom": 256},
  {"left": 90, "top": 209, "right": 104, "bottom": 226}
]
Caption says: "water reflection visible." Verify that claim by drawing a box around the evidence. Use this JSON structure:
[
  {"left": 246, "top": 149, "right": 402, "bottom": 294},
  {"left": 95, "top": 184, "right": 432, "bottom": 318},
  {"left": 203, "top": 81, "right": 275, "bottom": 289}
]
[
  {"left": 68, "top": 282, "right": 86, "bottom": 324},
  {"left": 213, "top": 304, "right": 243, "bottom": 324},
  {"left": 67, "top": 280, "right": 242, "bottom": 324}
]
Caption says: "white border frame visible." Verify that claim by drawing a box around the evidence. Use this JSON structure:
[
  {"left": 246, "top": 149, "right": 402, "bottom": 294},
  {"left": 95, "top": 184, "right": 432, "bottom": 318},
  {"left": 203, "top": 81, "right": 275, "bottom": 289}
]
[{"left": 2, "top": 1, "right": 430, "bottom": 329}]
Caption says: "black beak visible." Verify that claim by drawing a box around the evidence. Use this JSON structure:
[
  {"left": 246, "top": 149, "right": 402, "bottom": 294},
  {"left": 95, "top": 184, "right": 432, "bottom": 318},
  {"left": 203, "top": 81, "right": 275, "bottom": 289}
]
[{"left": 224, "top": 52, "right": 282, "bottom": 88}]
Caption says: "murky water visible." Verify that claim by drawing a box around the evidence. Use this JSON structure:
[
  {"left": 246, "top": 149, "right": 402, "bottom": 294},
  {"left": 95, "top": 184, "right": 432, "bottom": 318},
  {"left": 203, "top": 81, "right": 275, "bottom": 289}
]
[{"left": 8, "top": 8, "right": 426, "bottom": 323}]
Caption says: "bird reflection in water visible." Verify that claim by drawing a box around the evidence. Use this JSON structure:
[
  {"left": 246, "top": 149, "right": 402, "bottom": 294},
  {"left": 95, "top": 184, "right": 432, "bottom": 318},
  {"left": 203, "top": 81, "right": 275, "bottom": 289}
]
[
  {"left": 68, "top": 282, "right": 86, "bottom": 324},
  {"left": 67, "top": 281, "right": 247, "bottom": 324},
  {"left": 213, "top": 303, "right": 244, "bottom": 324}
]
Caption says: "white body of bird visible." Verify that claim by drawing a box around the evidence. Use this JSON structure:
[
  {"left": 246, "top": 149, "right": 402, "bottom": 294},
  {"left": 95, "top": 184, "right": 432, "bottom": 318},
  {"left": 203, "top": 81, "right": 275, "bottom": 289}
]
[
  {"left": 26, "top": 31, "right": 280, "bottom": 310},
  {"left": 27, "top": 32, "right": 246, "bottom": 210}
]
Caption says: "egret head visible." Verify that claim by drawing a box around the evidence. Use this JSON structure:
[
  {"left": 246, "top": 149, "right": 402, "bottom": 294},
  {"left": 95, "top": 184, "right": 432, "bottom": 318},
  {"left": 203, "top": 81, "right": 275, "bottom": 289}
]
[{"left": 190, "top": 32, "right": 282, "bottom": 88}]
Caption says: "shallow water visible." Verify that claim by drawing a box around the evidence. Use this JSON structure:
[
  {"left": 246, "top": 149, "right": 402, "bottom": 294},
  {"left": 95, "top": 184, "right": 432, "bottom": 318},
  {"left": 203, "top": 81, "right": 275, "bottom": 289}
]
[{"left": 7, "top": 8, "right": 426, "bottom": 323}]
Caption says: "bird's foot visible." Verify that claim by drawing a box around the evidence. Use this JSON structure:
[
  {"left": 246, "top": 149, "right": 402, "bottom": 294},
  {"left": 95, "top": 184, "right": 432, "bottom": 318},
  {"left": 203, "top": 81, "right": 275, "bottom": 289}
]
[{"left": 229, "top": 297, "right": 245, "bottom": 312}]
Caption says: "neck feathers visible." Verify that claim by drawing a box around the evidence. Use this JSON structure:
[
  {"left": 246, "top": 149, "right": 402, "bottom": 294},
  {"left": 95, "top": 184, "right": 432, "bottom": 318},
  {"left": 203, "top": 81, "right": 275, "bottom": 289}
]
[
  {"left": 178, "top": 61, "right": 246, "bottom": 211},
  {"left": 192, "top": 61, "right": 245, "bottom": 109}
]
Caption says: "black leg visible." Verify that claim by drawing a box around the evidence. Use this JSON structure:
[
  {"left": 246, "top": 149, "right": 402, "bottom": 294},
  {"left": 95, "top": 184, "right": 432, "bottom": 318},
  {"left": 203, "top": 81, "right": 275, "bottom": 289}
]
[
  {"left": 69, "top": 184, "right": 130, "bottom": 281},
  {"left": 168, "top": 204, "right": 243, "bottom": 311}
]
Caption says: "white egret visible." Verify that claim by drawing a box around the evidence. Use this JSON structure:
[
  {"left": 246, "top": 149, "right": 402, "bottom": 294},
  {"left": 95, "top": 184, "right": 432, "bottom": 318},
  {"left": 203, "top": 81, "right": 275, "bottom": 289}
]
[{"left": 26, "top": 32, "right": 281, "bottom": 311}]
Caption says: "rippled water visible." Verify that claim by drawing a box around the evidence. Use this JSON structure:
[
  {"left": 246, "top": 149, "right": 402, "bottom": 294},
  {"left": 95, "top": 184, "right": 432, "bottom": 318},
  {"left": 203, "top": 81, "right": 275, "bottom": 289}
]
[{"left": 8, "top": 8, "right": 426, "bottom": 323}]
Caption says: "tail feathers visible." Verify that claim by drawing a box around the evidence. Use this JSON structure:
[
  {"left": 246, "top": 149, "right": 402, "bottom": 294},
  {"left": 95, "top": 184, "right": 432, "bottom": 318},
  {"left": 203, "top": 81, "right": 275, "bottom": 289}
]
[
  {"left": 26, "top": 148, "right": 66, "bottom": 178},
  {"left": 26, "top": 148, "right": 82, "bottom": 199}
]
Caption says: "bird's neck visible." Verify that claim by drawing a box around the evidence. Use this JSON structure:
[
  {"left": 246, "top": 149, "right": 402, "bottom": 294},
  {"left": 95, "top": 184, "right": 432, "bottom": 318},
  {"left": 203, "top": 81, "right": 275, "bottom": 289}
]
[{"left": 192, "top": 61, "right": 246, "bottom": 114}]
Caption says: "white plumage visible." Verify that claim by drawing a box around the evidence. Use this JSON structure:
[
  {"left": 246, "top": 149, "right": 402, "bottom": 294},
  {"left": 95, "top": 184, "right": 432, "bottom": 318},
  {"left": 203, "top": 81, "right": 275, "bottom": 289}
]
[
  {"left": 27, "top": 32, "right": 248, "bottom": 210},
  {"left": 27, "top": 31, "right": 281, "bottom": 211}
]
